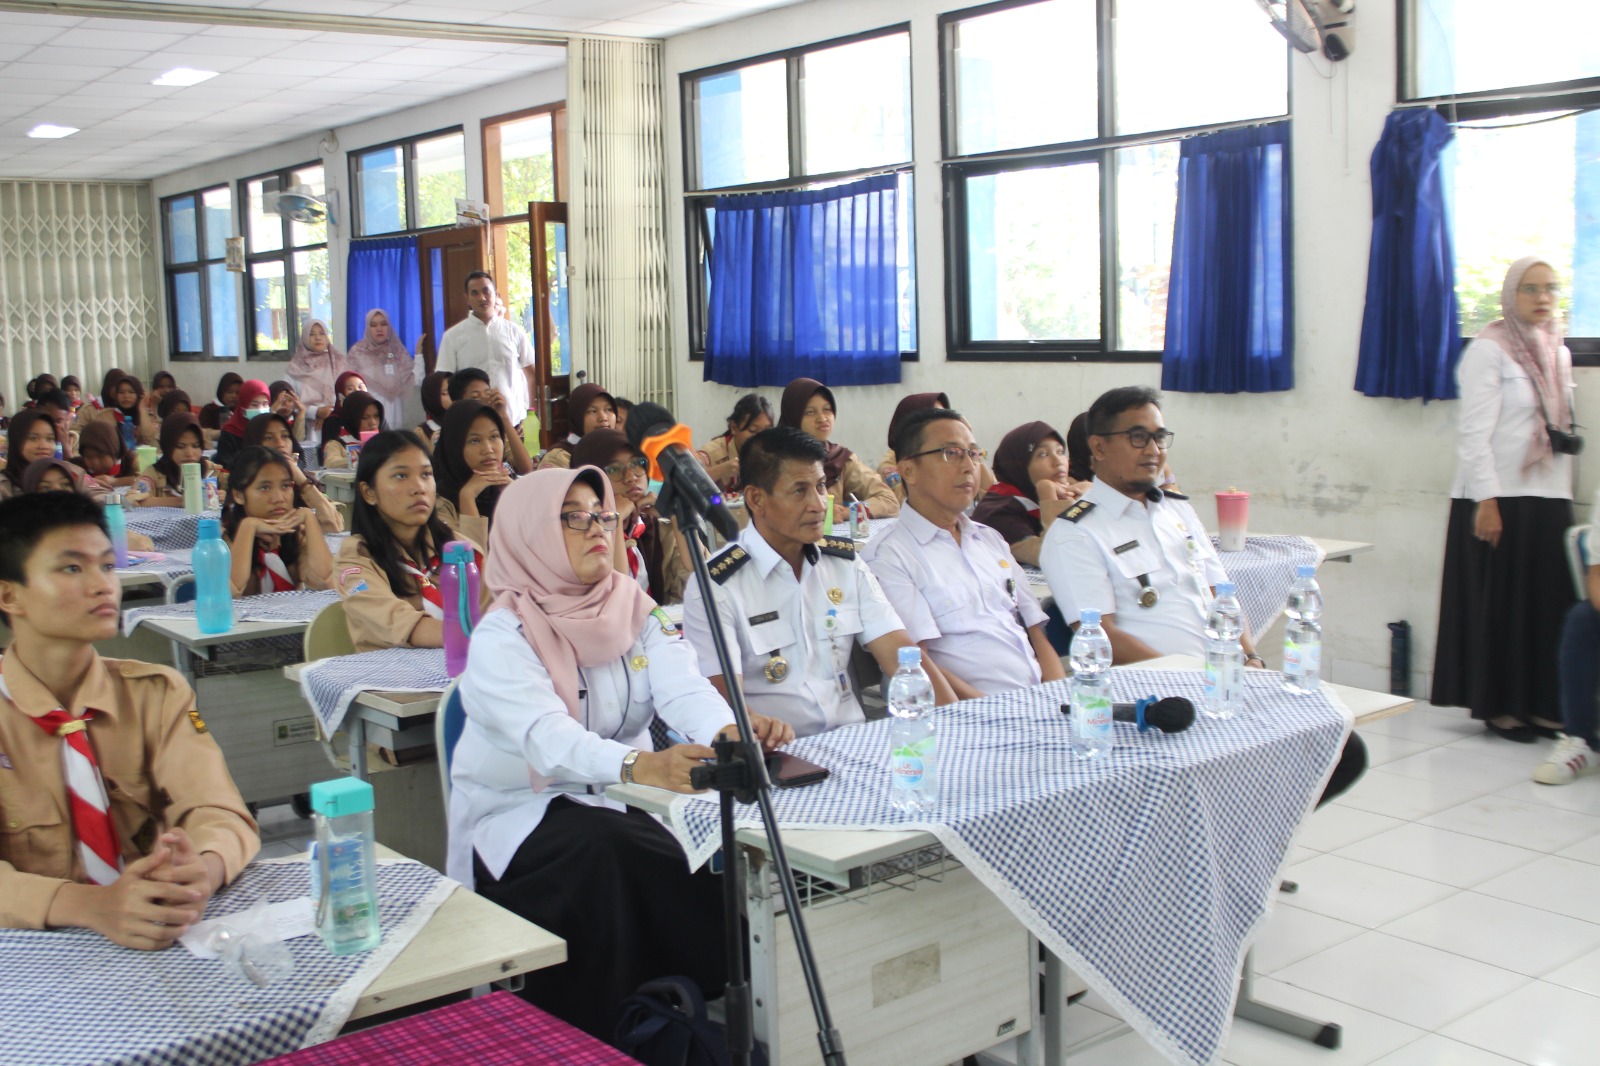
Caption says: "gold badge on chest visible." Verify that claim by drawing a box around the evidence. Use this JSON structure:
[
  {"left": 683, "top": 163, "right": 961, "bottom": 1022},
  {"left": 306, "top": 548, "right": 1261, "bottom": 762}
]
[
  {"left": 827, "top": 587, "right": 844, "bottom": 605},
  {"left": 630, "top": 655, "right": 649, "bottom": 672},
  {"left": 764, "top": 654, "right": 790, "bottom": 683}
]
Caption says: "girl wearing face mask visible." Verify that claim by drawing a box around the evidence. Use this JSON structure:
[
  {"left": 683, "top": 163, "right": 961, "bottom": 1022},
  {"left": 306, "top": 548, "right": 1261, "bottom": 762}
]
[
  {"left": 333, "top": 430, "right": 488, "bottom": 651},
  {"left": 223, "top": 446, "right": 334, "bottom": 597},
  {"left": 214, "top": 379, "right": 273, "bottom": 472},
  {"left": 131, "top": 412, "right": 215, "bottom": 507},
  {"left": 322, "top": 392, "right": 387, "bottom": 469},
  {"left": 536, "top": 383, "right": 617, "bottom": 471},
  {"left": 777, "top": 377, "right": 898, "bottom": 519},
  {"left": 286, "top": 318, "right": 349, "bottom": 430},
  {"left": 244, "top": 411, "right": 341, "bottom": 531}
]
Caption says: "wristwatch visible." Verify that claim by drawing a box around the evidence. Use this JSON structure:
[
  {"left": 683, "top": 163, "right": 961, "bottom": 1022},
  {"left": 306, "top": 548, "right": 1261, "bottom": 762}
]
[
  {"left": 620, "top": 749, "right": 642, "bottom": 784},
  {"left": 1244, "top": 655, "right": 1266, "bottom": 667}
]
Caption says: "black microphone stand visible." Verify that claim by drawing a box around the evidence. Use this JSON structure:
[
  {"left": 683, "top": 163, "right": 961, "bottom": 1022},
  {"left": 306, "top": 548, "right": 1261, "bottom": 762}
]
[{"left": 656, "top": 473, "right": 846, "bottom": 1066}]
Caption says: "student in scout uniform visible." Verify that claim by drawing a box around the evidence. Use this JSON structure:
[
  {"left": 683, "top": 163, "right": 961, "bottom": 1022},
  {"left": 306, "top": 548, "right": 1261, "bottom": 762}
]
[
  {"left": 447, "top": 467, "right": 792, "bottom": 1040},
  {"left": 222, "top": 447, "right": 334, "bottom": 597},
  {"left": 243, "top": 412, "right": 341, "bottom": 532},
  {"left": 432, "top": 399, "right": 515, "bottom": 545},
  {"left": 1040, "top": 386, "right": 1365, "bottom": 805},
  {"left": 446, "top": 369, "right": 534, "bottom": 475},
  {"left": 697, "top": 393, "right": 774, "bottom": 493},
  {"left": 777, "top": 377, "right": 898, "bottom": 519},
  {"left": 333, "top": 429, "right": 488, "bottom": 652},
  {"left": 536, "top": 382, "right": 618, "bottom": 471},
  {"left": 320, "top": 392, "right": 387, "bottom": 470},
  {"left": 131, "top": 412, "right": 214, "bottom": 508},
  {"left": 570, "top": 428, "right": 691, "bottom": 605},
  {"left": 862, "top": 408, "right": 1064, "bottom": 699},
  {"left": 682, "top": 427, "right": 956, "bottom": 738},
  {"left": 0, "top": 492, "right": 259, "bottom": 943}
]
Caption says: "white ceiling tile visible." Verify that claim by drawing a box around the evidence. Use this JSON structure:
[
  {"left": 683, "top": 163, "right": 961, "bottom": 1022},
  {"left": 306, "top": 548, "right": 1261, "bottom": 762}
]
[
  {"left": 24, "top": 45, "right": 160, "bottom": 68},
  {"left": 202, "top": 24, "right": 319, "bottom": 41},
  {"left": 62, "top": 17, "right": 216, "bottom": 34},
  {"left": 179, "top": 35, "right": 298, "bottom": 58},
  {"left": 0, "top": 13, "right": 81, "bottom": 28},
  {"left": 530, "top": 0, "right": 663, "bottom": 18},
  {"left": 47, "top": 27, "right": 192, "bottom": 50},
  {"left": 587, "top": 20, "right": 672, "bottom": 36},
  {"left": 626, "top": 2, "right": 757, "bottom": 27},
  {"left": 0, "top": 44, "right": 36, "bottom": 63},
  {"left": 482, "top": 13, "right": 597, "bottom": 30},
  {"left": 3, "top": 62, "right": 120, "bottom": 82},
  {"left": 303, "top": 31, "right": 429, "bottom": 48},
  {"left": 234, "top": 57, "right": 355, "bottom": 77},
  {"left": 0, "top": 76, "right": 102, "bottom": 96},
  {"left": 127, "top": 51, "right": 257, "bottom": 72},
  {"left": 266, "top": 0, "right": 397, "bottom": 15},
  {"left": 269, "top": 42, "right": 395, "bottom": 63},
  {"left": 383, "top": 45, "right": 501, "bottom": 67}
]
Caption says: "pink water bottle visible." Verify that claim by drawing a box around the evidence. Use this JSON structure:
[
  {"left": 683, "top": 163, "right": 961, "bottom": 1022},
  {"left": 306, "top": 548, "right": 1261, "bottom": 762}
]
[{"left": 441, "top": 540, "right": 481, "bottom": 677}]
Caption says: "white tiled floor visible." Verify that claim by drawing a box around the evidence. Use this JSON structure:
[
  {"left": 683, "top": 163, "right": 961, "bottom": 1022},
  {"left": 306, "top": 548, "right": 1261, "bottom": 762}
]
[{"left": 983, "top": 702, "right": 1600, "bottom": 1065}]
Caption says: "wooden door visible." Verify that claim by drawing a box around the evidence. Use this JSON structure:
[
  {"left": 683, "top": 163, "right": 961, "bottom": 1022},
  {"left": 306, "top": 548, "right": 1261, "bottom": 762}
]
[
  {"left": 418, "top": 226, "right": 489, "bottom": 373},
  {"left": 529, "top": 201, "right": 570, "bottom": 448}
]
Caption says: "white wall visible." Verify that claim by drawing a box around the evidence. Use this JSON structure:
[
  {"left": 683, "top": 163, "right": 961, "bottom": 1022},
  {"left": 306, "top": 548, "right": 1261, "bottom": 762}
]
[
  {"left": 149, "top": 64, "right": 567, "bottom": 405},
  {"left": 661, "top": 0, "right": 1597, "bottom": 692}
]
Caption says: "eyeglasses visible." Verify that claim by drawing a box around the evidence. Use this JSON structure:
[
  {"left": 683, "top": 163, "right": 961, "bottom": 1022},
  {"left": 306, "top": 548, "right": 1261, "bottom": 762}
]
[
  {"left": 560, "top": 509, "right": 621, "bottom": 532},
  {"left": 906, "top": 445, "right": 985, "bottom": 465},
  {"left": 1099, "top": 427, "right": 1175, "bottom": 450},
  {"left": 1518, "top": 283, "right": 1562, "bottom": 297},
  {"left": 603, "top": 457, "right": 649, "bottom": 479}
]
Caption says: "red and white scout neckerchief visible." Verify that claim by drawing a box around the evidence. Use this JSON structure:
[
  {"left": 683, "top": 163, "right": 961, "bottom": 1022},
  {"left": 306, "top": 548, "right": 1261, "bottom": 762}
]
[
  {"left": 255, "top": 548, "right": 297, "bottom": 593},
  {"left": 31, "top": 707, "right": 123, "bottom": 885},
  {"left": 401, "top": 553, "right": 445, "bottom": 618}
]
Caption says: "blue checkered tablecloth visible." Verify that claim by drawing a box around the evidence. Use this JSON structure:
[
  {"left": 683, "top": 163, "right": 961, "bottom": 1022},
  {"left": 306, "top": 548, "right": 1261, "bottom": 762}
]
[
  {"left": 1212, "top": 534, "right": 1323, "bottom": 637},
  {"left": 125, "top": 509, "right": 221, "bottom": 551},
  {"left": 117, "top": 550, "right": 195, "bottom": 588},
  {"left": 665, "top": 668, "right": 1350, "bottom": 1066},
  {"left": 122, "top": 589, "right": 341, "bottom": 637},
  {"left": 0, "top": 857, "right": 454, "bottom": 1066},
  {"left": 298, "top": 648, "right": 449, "bottom": 735}
]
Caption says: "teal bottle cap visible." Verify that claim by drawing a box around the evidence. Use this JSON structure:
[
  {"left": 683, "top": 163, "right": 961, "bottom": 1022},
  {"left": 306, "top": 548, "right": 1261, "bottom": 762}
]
[
  {"left": 198, "top": 517, "right": 221, "bottom": 539},
  {"left": 310, "top": 777, "right": 374, "bottom": 817}
]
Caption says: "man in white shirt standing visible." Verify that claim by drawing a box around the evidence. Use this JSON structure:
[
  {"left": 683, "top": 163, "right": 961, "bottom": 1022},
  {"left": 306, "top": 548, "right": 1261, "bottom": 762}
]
[
  {"left": 423, "top": 271, "right": 537, "bottom": 427},
  {"left": 862, "top": 407, "right": 1064, "bottom": 699}
]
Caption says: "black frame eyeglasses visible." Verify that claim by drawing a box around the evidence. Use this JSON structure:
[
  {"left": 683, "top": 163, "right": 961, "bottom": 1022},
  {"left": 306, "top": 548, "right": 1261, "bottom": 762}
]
[
  {"left": 905, "top": 445, "right": 986, "bottom": 465},
  {"left": 603, "top": 457, "right": 650, "bottom": 479},
  {"left": 560, "top": 509, "right": 622, "bottom": 532},
  {"left": 1099, "top": 427, "right": 1175, "bottom": 450}
]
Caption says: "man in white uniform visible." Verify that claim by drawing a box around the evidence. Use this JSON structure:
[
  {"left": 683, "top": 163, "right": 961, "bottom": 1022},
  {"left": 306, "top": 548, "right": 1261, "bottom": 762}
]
[
  {"left": 423, "top": 271, "right": 537, "bottom": 427},
  {"left": 683, "top": 427, "right": 956, "bottom": 737},
  {"left": 863, "top": 408, "right": 1064, "bottom": 698},
  {"left": 1041, "top": 386, "right": 1365, "bottom": 804}
]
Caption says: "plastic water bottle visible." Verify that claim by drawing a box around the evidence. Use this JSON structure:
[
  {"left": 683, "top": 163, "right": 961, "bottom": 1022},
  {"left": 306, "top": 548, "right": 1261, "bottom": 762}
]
[
  {"left": 1069, "top": 609, "right": 1114, "bottom": 758},
  {"left": 104, "top": 497, "right": 130, "bottom": 568},
  {"left": 309, "top": 778, "right": 382, "bottom": 955},
  {"left": 440, "top": 540, "right": 481, "bottom": 677},
  {"left": 1203, "top": 581, "right": 1246, "bottom": 719},
  {"left": 193, "top": 517, "right": 235, "bottom": 635},
  {"left": 202, "top": 475, "right": 221, "bottom": 512},
  {"left": 1283, "top": 564, "right": 1323, "bottom": 694},
  {"left": 182, "top": 461, "right": 204, "bottom": 516},
  {"left": 886, "top": 646, "right": 938, "bottom": 813}
]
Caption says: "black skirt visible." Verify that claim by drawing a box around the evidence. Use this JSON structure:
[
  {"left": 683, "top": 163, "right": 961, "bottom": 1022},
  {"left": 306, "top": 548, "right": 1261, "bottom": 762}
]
[
  {"left": 473, "top": 796, "right": 728, "bottom": 1043},
  {"left": 1431, "top": 495, "right": 1576, "bottom": 722}
]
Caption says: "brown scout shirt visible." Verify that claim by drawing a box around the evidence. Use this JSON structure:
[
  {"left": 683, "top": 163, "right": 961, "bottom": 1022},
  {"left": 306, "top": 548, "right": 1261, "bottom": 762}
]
[{"left": 333, "top": 528, "right": 490, "bottom": 652}]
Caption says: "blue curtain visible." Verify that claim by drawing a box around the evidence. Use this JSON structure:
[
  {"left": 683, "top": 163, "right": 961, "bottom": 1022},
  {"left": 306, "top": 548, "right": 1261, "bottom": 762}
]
[
  {"left": 705, "top": 173, "right": 901, "bottom": 388},
  {"left": 1354, "top": 110, "right": 1462, "bottom": 401},
  {"left": 1162, "top": 123, "right": 1292, "bottom": 394},
  {"left": 345, "top": 236, "right": 423, "bottom": 350}
]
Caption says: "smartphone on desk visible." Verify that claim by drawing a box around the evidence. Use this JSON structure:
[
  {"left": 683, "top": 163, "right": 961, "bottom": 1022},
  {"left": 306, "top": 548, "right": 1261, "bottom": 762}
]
[{"left": 766, "top": 751, "right": 829, "bottom": 788}]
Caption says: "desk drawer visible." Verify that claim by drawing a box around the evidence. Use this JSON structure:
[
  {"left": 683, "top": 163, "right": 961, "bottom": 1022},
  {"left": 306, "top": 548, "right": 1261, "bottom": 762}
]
[{"left": 758, "top": 863, "right": 1031, "bottom": 1066}]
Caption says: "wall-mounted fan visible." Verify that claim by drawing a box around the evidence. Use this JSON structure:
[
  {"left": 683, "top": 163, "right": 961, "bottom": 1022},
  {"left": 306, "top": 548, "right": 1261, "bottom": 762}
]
[
  {"left": 269, "top": 185, "right": 335, "bottom": 226},
  {"left": 1256, "top": 0, "right": 1355, "bottom": 61}
]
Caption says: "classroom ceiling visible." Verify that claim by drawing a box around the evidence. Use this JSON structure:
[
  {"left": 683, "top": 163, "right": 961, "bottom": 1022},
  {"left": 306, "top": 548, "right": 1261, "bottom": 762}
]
[{"left": 0, "top": 0, "right": 800, "bottom": 181}]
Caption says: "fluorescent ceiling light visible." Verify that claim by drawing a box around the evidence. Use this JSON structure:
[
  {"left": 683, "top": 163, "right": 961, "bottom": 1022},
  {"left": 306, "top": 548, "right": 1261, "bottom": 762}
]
[
  {"left": 152, "top": 67, "right": 219, "bottom": 87},
  {"left": 28, "top": 124, "right": 79, "bottom": 139}
]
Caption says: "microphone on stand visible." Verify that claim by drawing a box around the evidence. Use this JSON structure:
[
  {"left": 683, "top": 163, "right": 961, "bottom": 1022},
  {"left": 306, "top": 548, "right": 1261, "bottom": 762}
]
[{"left": 629, "top": 402, "right": 741, "bottom": 543}]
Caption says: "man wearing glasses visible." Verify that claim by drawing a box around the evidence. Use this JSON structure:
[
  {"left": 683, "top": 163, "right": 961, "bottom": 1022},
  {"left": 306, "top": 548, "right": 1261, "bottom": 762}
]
[
  {"left": 862, "top": 408, "right": 1066, "bottom": 699},
  {"left": 682, "top": 426, "right": 956, "bottom": 738},
  {"left": 1039, "top": 386, "right": 1260, "bottom": 666}
]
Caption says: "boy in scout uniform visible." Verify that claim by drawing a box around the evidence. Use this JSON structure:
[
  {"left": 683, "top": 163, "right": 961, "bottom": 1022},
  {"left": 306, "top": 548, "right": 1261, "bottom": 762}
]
[
  {"left": 682, "top": 427, "right": 956, "bottom": 737},
  {"left": 0, "top": 492, "right": 258, "bottom": 946}
]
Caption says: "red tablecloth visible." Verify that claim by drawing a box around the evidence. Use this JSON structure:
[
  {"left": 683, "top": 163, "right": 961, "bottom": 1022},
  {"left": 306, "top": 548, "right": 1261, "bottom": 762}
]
[{"left": 256, "top": 991, "right": 641, "bottom": 1066}]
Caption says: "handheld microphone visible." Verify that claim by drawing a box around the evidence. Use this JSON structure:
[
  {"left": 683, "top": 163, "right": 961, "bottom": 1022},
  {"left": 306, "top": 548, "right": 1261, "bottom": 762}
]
[
  {"left": 631, "top": 402, "right": 740, "bottom": 542},
  {"left": 1059, "top": 695, "right": 1195, "bottom": 733}
]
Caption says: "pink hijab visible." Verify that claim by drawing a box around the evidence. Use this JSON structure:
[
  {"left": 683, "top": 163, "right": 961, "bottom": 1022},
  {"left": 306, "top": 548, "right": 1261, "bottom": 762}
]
[
  {"left": 484, "top": 467, "right": 655, "bottom": 723},
  {"left": 1478, "top": 256, "right": 1571, "bottom": 470}
]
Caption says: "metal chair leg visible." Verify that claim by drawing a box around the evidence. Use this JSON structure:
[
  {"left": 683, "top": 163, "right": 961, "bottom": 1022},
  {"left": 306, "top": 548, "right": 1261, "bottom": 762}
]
[{"left": 1235, "top": 948, "right": 1341, "bottom": 1049}]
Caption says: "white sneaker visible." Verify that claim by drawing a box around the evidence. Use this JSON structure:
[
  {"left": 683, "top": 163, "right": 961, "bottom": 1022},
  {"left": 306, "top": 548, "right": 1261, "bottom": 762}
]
[{"left": 1534, "top": 735, "right": 1599, "bottom": 785}]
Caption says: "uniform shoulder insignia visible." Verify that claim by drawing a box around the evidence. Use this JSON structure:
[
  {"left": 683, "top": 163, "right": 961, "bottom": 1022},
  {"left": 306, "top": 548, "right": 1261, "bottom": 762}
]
[
  {"left": 817, "top": 536, "right": 857, "bottom": 559},
  {"left": 708, "top": 545, "right": 750, "bottom": 584},
  {"left": 1062, "top": 499, "right": 1096, "bottom": 523}
]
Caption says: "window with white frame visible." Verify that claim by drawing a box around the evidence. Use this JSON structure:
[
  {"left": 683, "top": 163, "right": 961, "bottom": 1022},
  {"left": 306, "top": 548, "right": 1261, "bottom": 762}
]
[
  {"left": 162, "top": 186, "right": 240, "bottom": 360},
  {"left": 243, "top": 162, "right": 331, "bottom": 358},
  {"left": 350, "top": 127, "right": 467, "bottom": 237}
]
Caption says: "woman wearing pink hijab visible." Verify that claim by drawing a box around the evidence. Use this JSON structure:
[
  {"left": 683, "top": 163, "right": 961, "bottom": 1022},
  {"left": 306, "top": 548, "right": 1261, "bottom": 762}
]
[
  {"left": 285, "top": 318, "right": 347, "bottom": 430},
  {"left": 446, "top": 466, "right": 792, "bottom": 1041},
  {"left": 1433, "top": 256, "right": 1577, "bottom": 742},
  {"left": 345, "top": 308, "right": 415, "bottom": 426}
]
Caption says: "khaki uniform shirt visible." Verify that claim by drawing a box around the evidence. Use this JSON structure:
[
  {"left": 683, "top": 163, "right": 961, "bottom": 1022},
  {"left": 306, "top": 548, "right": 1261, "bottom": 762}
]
[
  {"left": 831, "top": 453, "right": 899, "bottom": 519},
  {"left": 334, "top": 529, "right": 489, "bottom": 652},
  {"left": 0, "top": 653, "right": 259, "bottom": 929}
]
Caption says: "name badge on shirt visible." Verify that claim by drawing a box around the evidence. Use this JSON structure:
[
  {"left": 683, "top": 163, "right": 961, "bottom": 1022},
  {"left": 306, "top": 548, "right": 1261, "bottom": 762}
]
[
  {"left": 837, "top": 670, "right": 852, "bottom": 698},
  {"left": 1114, "top": 540, "right": 1140, "bottom": 554},
  {"left": 749, "top": 611, "right": 779, "bottom": 626}
]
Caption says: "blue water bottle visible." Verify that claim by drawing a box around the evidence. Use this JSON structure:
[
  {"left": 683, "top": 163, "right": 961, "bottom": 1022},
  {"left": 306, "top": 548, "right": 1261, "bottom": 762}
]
[
  {"left": 104, "top": 497, "right": 130, "bottom": 568},
  {"left": 193, "top": 517, "right": 235, "bottom": 634},
  {"left": 441, "top": 540, "right": 481, "bottom": 677}
]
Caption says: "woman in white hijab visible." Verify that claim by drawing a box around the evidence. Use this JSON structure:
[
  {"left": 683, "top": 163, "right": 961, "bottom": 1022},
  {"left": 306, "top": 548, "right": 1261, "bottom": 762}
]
[
  {"left": 346, "top": 308, "right": 416, "bottom": 426},
  {"left": 285, "top": 318, "right": 348, "bottom": 432},
  {"left": 1433, "top": 256, "right": 1577, "bottom": 742}
]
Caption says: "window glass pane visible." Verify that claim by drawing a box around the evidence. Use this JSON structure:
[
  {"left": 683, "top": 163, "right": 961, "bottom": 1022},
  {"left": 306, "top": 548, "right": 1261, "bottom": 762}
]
[
  {"left": 295, "top": 249, "right": 332, "bottom": 335},
  {"left": 493, "top": 114, "right": 554, "bottom": 216},
  {"left": 964, "top": 161, "right": 1101, "bottom": 342},
  {"left": 290, "top": 164, "right": 327, "bottom": 247},
  {"left": 695, "top": 59, "right": 788, "bottom": 189},
  {"left": 1415, "top": 0, "right": 1600, "bottom": 97},
  {"left": 201, "top": 187, "right": 232, "bottom": 261},
  {"left": 173, "top": 271, "right": 202, "bottom": 351},
  {"left": 1449, "top": 111, "right": 1599, "bottom": 337},
  {"left": 493, "top": 220, "right": 535, "bottom": 338},
  {"left": 416, "top": 131, "right": 467, "bottom": 229},
  {"left": 168, "top": 195, "right": 197, "bottom": 264},
  {"left": 802, "top": 33, "right": 911, "bottom": 174},
  {"left": 897, "top": 172, "right": 917, "bottom": 352},
  {"left": 206, "top": 263, "right": 240, "bottom": 359},
  {"left": 246, "top": 177, "right": 283, "bottom": 254},
  {"left": 1114, "top": 0, "right": 1287, "bottom": 135},
  {"left": 357, "top": 146, "right": 406, "bottom": 236},
  {"left": 951, "top": 1, "right": 1097, "bottom": 154},
  {"left": 1117, "top": 142, "right": 1179, "bottom": 350},
  {"left": 250, "top": 259, "right": 288, "bottom": 352}
]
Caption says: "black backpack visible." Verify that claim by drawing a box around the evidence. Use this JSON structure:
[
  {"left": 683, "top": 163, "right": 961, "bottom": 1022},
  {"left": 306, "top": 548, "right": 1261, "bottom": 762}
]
[{"left": 614, "top": 977, "right": 767, "bottom": 1066}]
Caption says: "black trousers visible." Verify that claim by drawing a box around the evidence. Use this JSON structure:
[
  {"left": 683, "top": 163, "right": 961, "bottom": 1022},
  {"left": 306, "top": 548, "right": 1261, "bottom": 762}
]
[{"left": 474, "top": 796, "right": 729, "bottom": 1043}]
